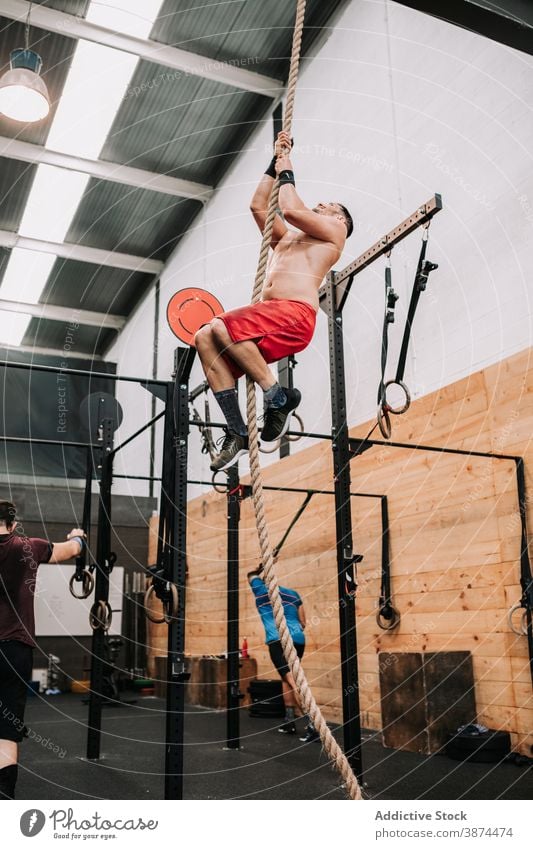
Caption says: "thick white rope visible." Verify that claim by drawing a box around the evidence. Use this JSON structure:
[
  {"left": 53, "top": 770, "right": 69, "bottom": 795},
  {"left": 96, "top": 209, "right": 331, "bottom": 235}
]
[{"left": 245, "top": 0, "right": 362, "bottom": 800}]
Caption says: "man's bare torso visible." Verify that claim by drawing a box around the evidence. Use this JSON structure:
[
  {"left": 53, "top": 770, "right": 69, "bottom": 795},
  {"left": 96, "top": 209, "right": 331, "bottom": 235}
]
[{"left": 262, "top": 229, "right": 341, "bottom": 311}]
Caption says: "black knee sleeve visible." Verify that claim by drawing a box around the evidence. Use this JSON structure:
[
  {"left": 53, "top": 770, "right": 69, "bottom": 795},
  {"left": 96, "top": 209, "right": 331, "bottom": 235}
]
[{"left": 0, "top": 764, "right": 18, "bottom": 799}]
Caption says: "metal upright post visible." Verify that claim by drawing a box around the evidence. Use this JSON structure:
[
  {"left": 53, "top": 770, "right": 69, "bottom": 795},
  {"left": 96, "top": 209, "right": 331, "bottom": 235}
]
[
  {"left": 149, "top": 279, "right": 161, "bottom": 499},
  {"left": 86, "top": 418, "right": 114, "bottom": 760},
  {"left": 324, "top": 274, "right": 363, "bottom": 781},
  {"left": 226, "top": 464, "right": 241, "bottom": 748},
  {"left": 278, "top": 354, "right": 296, "bottom": 459},
  {"left": 515, "top": 458, "right": 533, "bottom": 688},
  {"left": 164, "top": 346, "right": 195, "bottom": 800}
]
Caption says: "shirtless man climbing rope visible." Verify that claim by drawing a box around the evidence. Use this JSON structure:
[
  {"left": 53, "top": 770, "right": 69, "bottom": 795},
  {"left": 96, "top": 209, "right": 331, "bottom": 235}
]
[{"left": 195, "top": 130, "right": 353, "bottom": 471}]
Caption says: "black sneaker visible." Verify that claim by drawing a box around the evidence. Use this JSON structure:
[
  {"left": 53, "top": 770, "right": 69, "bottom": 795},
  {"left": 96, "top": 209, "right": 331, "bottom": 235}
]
[
  {"left": 261, "top": 387, "right": 302, "bottom": 443},
  {"left": 210, "top": 431, "right": 248, "bottom": 472},
  {"left": 299, "top": 725, "right": 320, "bottom": 743},
  {"left": 278, "top": 721, "right": 297, "bottom": 735}
]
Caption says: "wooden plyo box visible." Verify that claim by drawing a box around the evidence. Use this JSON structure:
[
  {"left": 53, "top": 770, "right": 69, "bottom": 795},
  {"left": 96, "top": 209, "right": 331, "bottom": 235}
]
[
  {"left": 194, "top": 657, "right": 258, "bottom": 709},
  {"left": 154, "top": 655, "right": 257, "bottom": 709},
  {"left": 378, "top": 651, "right": 476, "bottom": 754}
]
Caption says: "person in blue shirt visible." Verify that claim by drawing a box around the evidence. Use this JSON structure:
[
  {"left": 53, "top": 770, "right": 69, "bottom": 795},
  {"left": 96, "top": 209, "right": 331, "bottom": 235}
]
[{"left": 248, "top": 565, "right": 316, "bottom": 738}]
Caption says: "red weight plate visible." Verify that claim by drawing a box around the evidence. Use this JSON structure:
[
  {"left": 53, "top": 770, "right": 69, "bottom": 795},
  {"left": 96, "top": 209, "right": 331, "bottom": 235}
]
[{"left": 166, "top": 287, "right": 224, "bottom": 346}]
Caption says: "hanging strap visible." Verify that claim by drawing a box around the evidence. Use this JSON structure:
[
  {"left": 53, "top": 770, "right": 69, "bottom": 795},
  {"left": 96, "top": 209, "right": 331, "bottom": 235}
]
[
  {"left": 376, "top": 259, "right": 398, "bottom": 438},
  {"left": 203, "top": 392, "right": 216, "bottom": 458},
  {"left": 395, "top": 228, "right": 438, "bottom": 384},
  {"left": 144, "top": 379, "right": 180, "bottom": 623},
  {"left": 376, "top": 496, "right": 400, "bottom": 631},
  {"left": 377, "top": 261, "right": 399, "bottom": 405},
  {"left": 69, "top": 449, "right": 94, "bottom": 599},
  {"left": 376, "top": 228, "right": 438, "bottom": 438},
  {"left": 189, "top": 383, "right": 216, "bottom": 460}
]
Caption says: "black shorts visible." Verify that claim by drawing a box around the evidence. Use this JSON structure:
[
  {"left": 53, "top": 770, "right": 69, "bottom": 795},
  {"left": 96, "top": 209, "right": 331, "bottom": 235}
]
[
  {"left": 0, "top": 640, "right": 33, "bottom": 743},
  {"left": 268, "top": 640, "right": 305, "bottom": 678}
]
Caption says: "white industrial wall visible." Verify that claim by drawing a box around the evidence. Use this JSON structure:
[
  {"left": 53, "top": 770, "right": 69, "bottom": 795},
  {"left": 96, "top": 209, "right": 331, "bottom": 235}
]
[{"left": 107, "top": 0, "right": 533, "bottom": 501}]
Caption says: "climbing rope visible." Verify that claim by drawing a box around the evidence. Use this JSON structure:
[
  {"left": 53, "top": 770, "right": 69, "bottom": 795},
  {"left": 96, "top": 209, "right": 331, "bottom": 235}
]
[{"left": 245, "top": 0, "right": 362, "bottom": 800}]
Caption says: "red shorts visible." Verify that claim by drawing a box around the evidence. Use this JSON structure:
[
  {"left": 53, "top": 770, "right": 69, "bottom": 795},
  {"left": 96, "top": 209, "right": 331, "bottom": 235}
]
[{"left": 217, "top": 298, "right": 317, "bottom": 379}]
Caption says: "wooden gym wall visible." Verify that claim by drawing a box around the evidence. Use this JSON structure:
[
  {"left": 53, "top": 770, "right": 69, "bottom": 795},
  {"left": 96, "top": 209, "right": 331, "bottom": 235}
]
[{"left": 155, "top": 346, "right": 532, "bottom": 755}]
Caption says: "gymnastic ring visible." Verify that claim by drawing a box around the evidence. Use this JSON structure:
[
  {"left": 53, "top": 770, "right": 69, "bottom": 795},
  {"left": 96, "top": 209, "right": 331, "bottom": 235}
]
[
  {"left": 164, "top": 582, "right": 179, "bottom": 623},
  {"left": 259, "top": 439, "right": 279, "bottom": 454},
  {"left": 383, "top": 379, "right": 411, "bottom": 415},
  {"left": 260, "top": 413, "right": 305, "bottom": 452},
  {"left": 286, "top": 412, "right": 305, "bottom": 442},
  {"left": 144, "top": 586, "right": 165, "bottom": 624},
  {"left": 69, "top": 570, "right": 94, "bottom": 600},
  {"left": 376, "top": 604, "right": 401, "bottom": 631},
  {"left": 508, "top": 602, "right": 528, "bottom": 636},
  {"left": 89, "top": 600, "right": 112, "bottom": 631},
  {"left": 144, "top": 583, "right": 179, "bottom": 624},
  {"left": 212, "top": 470, "right": 229, "bottom": 494},
  {"left": 377, "top": 404, "right": 392, "bottom": 439}
]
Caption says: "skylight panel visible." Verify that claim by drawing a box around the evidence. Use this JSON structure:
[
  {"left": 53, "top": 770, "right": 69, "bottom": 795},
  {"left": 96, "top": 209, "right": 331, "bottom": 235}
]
[
  {"left": 45, "top": 41, "right": 138, "bottom": 161},
  {"left": 0, "top": 249, "right": 56, "bottom": 304},
  {"left": 4, "top": 0, "right": 164, "bottom": 347},
  {"left": 18, "top": 165, "right": 90, "bottom": 243},
  {"left": 86, "top": 0, "right": 163, "bottom": 40},
  {"left": 47, "top": 0, "right": 163, "bottom": 160},
  {"left": 0, "top": 311, "right": 33, "bottom": 346}
]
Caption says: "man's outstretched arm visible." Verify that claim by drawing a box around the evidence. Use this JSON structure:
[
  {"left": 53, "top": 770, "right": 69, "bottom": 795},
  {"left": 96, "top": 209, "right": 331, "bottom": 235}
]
[
  {"left": 276, "top": 152, "right": 346, "bottom": 248},
  {"left": 250, "top": 132, "right": 290, "bottom": 248},
  {"left": 48, "top": 528, "right": 86, "bottom": 563},
  {"left": 250, "top": 175, "right": 288, "bottom": 248}
]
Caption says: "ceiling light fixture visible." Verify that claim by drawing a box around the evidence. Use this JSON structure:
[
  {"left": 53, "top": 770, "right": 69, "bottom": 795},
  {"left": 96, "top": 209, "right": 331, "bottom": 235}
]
[{"left": 0, "top": 2, "right": 50, "bottom": 123}]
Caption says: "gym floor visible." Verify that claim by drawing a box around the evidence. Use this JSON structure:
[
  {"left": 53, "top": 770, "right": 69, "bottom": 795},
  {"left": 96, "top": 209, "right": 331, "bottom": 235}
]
[{"left": 16, "top": 695, "right": 533, "bottom": 801}]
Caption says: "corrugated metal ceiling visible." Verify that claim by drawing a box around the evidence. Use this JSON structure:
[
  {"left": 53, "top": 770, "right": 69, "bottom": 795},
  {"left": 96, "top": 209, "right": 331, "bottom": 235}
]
[
  {"left": 151, "top": 0, "right": 347, "bottom": 79},
  {"left": 2, "top": 0, "right": 350, "bottom": 357},
  {"left": 65, "top": 179, "right": 203, "bottom": 260},
  {"left": 100, "top": 67, "right": 270, "bottom": 184},
  {"left": 22, "top": 316, "right": 116, "bottom": 354},
  {"left": 41, "top": 259, "right": 152, "bottom": 316},
  {"left": 0, "top": 248, "right": 10, "bottom": 284},
  {"left": 38, "top": 1, "right": 90, "bottom": 14},
  {"left": 0, "top": 157, "right": 37, "bottom": 231}
]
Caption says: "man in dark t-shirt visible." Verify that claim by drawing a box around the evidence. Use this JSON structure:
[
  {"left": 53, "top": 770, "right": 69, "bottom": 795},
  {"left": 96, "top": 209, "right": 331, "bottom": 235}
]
[{"left": 0, "top": 500, "right": 86, "bottom": 800}]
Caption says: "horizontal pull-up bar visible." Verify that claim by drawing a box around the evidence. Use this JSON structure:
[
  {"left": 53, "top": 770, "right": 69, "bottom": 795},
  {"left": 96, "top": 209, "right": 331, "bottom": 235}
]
[
  {"left": 187, "top": 478, "right": 383, "bottom": 499},
  {"left": 188, "top": 418, "right": 333, "bottom": 442},
  {"left": 189, "top": 380, "right": 209, "bottom": 402},
  {"left": 112, "top": 476, "right": 384, "bottom": 499},
  {"left": 349, "top": 436, "right": 519, "bottom": 463},
  {"left": 0, "top": 435, "right": 101, "bottom": 449},
  {"left": 110, "top": 409, "right": 166, "bottom": 458},
  {"left": 261, "top": 484, "right": 383, "bottom": 499},
  {"left": 320, "top": 193, "right": 442, "bottom": 311},
  {"left": 0, "top": 359, "right": 168, "bottom": 387},
  {"left": 114, "top": 474, "right": 162, "bottom": 481}
]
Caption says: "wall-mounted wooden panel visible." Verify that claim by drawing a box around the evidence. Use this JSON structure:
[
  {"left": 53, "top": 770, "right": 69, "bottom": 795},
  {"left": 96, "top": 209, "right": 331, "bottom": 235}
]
[{"left": 177, "top": 347, "right": 533, "bottom": 755}]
